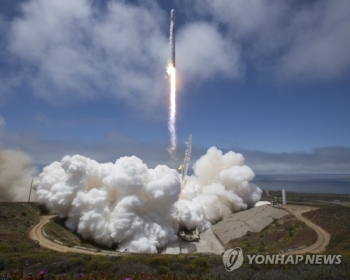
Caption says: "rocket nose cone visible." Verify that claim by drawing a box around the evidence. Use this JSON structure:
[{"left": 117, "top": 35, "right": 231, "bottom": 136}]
[{"left": 170, "top": 9, "right": 175, "bottom": 19}]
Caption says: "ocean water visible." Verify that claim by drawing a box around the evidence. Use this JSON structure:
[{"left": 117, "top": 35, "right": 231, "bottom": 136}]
[{"left": 252, "top": 174, "right": 350, "bottom": 194}]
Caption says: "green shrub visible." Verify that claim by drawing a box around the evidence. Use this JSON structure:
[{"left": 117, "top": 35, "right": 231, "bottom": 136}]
[
  {"left": 121, "top": 254, "right": 143, "bottom": 264},
  {"left": 88, "top": 256, "right": 113, "bottom": 272},
  {"left": 144, "top": 255, "right": 170, "bottom": 266},
  {"left": 258, "top": 241, "right": 265, "bottom": 252},
  {"left": 0, "top": 245, "right": 10, "bottom": 252},
  {"left": 191, "top": 257, "right": 210, "bottom": 270},
  {"left": 157, "top": 265, "right": 169, "bottom": 275}
]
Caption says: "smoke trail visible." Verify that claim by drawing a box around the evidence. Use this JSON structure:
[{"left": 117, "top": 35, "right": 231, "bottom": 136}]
[
  {"left": 0, "top": 116, "right": 36, "bottom": 201},
  {"left": 0, "top": 149, "right": 35, "bottom": 202},
  {"left": 167, "top": 65, "right": 176, "bottom": 157},
  {"left": 35, "top": 147, "right": 262, "bottom": 253},
  {"left": 167, "top": 10, "right": 177, "bottom": 158}
]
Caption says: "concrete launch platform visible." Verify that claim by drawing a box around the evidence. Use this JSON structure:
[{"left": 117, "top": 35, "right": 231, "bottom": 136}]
[
  {"left": 212, "top": 205, "right": 289, "bottom": 245},
  {"left": 162, "top": 227, "right": 225, "bottom": 255},
  {"left": 162, "top": 205, "right": 288, "bottom": 254}
]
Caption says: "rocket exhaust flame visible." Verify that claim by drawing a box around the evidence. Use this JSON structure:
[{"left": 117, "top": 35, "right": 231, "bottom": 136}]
[
  {"left": 167, "top": 65, "right": 176, "bottom": 157},
  {"left": 167, "top": 9, "right": 177, "bottom": 157}
]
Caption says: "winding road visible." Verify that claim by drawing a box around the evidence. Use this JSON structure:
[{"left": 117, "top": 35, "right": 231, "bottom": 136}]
[
  {"left": 29, "top": 205, "right": 330, "bottom": 255},
  {"left": 283, "top": 205, "right": 330, "bottom": 254},
  {"left": 29, "top": 215, "right": 122, "bottom": 256}
]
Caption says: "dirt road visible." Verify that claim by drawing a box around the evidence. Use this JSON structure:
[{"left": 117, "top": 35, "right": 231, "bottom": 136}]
[
  {"left": 28, "top": 215, "right": 122, "bottom": 256},
  {"left": 30, "top": 206, "right": 331, "bottom": 256},
  {"left": 283, "top": 205, "right": 330, "bottom": 254}
]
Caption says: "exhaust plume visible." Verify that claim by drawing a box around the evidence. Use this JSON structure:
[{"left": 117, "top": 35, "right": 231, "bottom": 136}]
[
  {"left": 35, "top": 146, "right": 262, "bottom": 253},
  {"left": 0, "top": 116, "right": 36, "bottom": 201},
  {"left": 167, "top": 65, "right": 177, "bottom": 157},
  {"left": 167, "top": 9, "right": 177, "bottom": 157}
]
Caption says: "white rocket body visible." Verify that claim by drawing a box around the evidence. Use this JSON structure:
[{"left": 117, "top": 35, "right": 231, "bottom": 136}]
[{"left": 169, "top": 9, "right": 175, "bottom": 67}]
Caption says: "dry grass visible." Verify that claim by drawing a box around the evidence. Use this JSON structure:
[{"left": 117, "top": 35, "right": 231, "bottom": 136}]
[
  {"left": 1, "top": 202, "right": 350, "bottom": 279},
  {"left": 302, "top": 205, "right": 350, "bottom": 253},
  {"left": 225, "top": 215, "right": 317, "bottom": 253}
]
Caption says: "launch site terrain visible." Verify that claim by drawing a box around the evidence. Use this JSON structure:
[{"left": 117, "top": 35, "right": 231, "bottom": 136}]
[{"left": 1, "top": 195, "right": 350, "bottom": 279}]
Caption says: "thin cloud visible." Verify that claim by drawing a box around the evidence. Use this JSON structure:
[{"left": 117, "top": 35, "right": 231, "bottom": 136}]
[
  {"left": 177, "top": 22, "right": 241, "bottom": 82},
  {"left": 3, "top": 125, "right": 350, "bottom": 174},
  {"left": 0, "top": 114, "right": 36, "bottom": 201},
  {"left": 3, "top": 129, "right": 178, "bottom": 169},
  {"left": 277, "top": 0, "right": 350, "bottom": 81},
  {"left": 3, "top": 0, "right": 348, "bottom": 111},
  {"left": 241, "top": 147, "right": 350, "bottom": 174},
  {"left": 7, "top": 0, "right": 167, "bottom": 111},
  {"left": 1, "top": 0, "right": 241, "bottom": 112},
  {"left": 177, "top": 0, "right": 350, "bottom": 81}
]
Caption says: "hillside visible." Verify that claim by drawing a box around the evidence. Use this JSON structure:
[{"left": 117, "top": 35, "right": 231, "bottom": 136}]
[
  {"left": 225, "top": 214, "right": 317, "bottom": 253},
  {"left": 0, "top": 202, "right": 40, "bottom": 254},
  {"left": 302, "top": 205, "right": 350, "bottom": 254},
  {"left": 0, "top": 202, "right": 349, "bottom": 279}
]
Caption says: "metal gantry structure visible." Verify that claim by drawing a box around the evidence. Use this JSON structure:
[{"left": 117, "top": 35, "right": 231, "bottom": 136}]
[{"left": 179, "top": 134, "right": 192, "bottom": 180}]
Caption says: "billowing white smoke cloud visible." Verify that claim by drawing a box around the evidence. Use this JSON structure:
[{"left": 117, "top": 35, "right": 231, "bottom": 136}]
[
  {"left": 0, "top": 116, "right": 36, "bottom": 202},
  {"left": 180, "top": 147, "right": 261, "bottom": 226},
  {"left": 35, "top": 146, "right": 261, "bottom": 253},
  {"left": 0, "top": 149, "right": 35, "bottom": 202}
]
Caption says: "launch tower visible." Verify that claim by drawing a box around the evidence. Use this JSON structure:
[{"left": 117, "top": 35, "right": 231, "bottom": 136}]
[{"left": 178, "top": 134, "right": 192, "bottom": 181}]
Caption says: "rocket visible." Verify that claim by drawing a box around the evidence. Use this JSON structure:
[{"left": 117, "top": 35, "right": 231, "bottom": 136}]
[{"left": 169, "top": 9, "right": 175, "bottom": 67}]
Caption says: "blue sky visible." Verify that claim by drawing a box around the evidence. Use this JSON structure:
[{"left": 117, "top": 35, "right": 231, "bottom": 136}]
[{"left": 1, "top": 0, "right": 350, "bottom": 174}]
